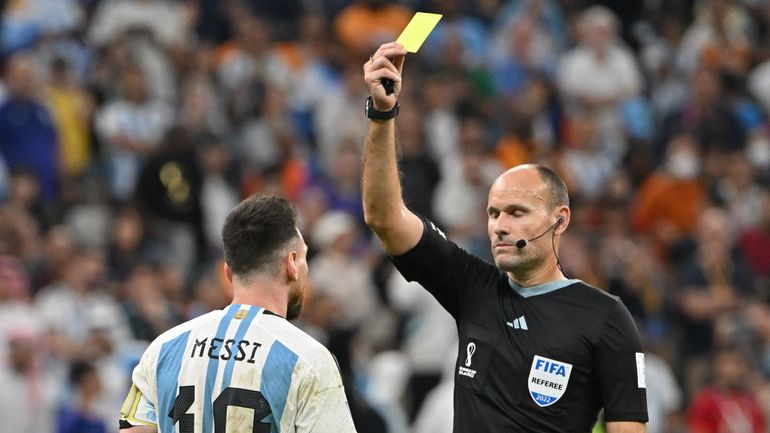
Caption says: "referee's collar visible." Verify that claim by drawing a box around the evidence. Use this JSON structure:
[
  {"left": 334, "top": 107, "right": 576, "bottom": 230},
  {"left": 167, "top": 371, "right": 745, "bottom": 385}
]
[{"left": 508, "top": 278, "right": 581, "bottom": 298}]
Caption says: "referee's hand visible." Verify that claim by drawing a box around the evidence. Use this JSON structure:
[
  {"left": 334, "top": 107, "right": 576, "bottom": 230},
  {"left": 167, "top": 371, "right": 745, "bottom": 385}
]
[{"left": 364, "top": 42, "right": 406, "bottom": 112}]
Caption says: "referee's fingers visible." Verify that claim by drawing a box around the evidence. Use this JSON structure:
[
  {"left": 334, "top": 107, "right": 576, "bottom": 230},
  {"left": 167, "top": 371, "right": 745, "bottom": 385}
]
[
  {"left": 372, "top": 44, "right": 406, "bottom": 62},
  {"left": 369, "top": 56, "right": 400, "bottom": 76},
  {"left": 365, "top": 67, "right": 401, "bottom": 86}
]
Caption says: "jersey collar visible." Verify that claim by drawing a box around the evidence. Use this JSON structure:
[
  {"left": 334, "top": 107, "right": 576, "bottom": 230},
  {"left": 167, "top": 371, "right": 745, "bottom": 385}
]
[{"left": 508, "top": 278, "right": 582, "bottom": 298}]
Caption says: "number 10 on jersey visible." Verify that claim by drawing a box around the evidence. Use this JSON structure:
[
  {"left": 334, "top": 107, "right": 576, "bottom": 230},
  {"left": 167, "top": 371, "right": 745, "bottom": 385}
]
[{"left": 171, "top": 385, "right": 272, "bottom": 433}]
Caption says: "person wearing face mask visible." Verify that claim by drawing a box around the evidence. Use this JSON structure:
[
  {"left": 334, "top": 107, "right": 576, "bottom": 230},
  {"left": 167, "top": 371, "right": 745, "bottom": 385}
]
[{"left": 631, "top": 133, "right": 707, "bottom": 257}]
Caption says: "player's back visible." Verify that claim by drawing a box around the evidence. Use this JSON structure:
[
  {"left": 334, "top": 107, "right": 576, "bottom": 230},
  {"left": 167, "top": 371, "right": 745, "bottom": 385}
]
[{"left": 122, "top": 304, "right": 356, "bottom": 433}]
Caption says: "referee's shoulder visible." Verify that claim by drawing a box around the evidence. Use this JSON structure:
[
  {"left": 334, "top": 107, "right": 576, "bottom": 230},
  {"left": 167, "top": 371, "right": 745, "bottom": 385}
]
[{"left": 568, "top": 280, "right": 622, "bottom": 306}]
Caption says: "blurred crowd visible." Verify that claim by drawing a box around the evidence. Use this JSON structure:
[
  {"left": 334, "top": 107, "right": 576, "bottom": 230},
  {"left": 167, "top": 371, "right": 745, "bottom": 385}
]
[{"left": 0, "top": 0, "right": 769, "bottom": 432}]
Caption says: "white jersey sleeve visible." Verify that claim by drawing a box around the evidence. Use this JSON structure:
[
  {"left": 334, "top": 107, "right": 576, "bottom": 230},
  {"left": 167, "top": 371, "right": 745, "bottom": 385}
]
[{"left": 288, "top": 348, "right": 356, "bottom": 433}]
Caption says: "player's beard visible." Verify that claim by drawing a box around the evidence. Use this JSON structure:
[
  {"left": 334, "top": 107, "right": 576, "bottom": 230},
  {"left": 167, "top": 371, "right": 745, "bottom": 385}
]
[{"left": 286, "top": 284, "right": 305, "bottom": 321}]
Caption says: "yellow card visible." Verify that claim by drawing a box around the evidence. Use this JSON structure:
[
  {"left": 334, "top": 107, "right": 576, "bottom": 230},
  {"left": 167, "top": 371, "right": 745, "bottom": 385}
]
[{"left": 396, "top": 12, "right": 443, "bottom": 53}]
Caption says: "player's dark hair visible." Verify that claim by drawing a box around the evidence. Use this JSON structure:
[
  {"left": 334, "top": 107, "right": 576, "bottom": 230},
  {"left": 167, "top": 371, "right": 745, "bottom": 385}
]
[
  {"left": 535, "top": 165, "right": 569, "bottom": 209},
  {"left": 222, "top": 195, "right": 299, "bottom": 277}
]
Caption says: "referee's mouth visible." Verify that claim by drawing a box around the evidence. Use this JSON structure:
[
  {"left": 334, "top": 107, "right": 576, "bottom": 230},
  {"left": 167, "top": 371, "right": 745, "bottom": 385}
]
[{"left": 493, "top": 242, "right": 516, "bottom": 249}]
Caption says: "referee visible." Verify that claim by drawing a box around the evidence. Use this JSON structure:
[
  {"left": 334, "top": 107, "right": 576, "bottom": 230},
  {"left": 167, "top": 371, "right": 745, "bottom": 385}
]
[{"left": 362, "top": 42, "right": 648, "bottom": 433}]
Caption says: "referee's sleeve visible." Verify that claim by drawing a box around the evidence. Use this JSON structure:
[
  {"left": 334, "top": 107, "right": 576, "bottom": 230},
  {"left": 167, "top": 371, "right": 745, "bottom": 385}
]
[
  {"left": 594, "top": 300, "right": 649, "bottom": 422},
  {"left": 390, "top": 217, "right": 463, "bottom": 318}
]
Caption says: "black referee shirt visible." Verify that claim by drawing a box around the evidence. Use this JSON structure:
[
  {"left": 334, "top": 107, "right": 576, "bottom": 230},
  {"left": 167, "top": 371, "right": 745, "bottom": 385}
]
[{"left": 391, "top": 218, "right": 648, "bottom": 433}]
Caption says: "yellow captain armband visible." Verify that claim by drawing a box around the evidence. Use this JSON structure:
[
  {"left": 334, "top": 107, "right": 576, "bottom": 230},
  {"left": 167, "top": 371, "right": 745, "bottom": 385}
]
[{"left": 120, "top": 384, "right": 158, "bottom": 427}]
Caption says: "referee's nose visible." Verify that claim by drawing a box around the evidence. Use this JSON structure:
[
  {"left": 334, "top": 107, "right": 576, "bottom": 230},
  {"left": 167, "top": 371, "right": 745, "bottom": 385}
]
[{"left": 493, "top": 212, "right": 512, "bottom": 239}]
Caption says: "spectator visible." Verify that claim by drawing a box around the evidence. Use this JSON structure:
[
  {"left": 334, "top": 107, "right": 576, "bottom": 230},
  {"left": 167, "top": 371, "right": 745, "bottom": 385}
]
[
  {"left": 35, "top": 249, "right": 132, "bottom": 366},
  {"left": 490, "top": 15, "right": 557, "bottom": 97},
  {"left": 94, "top": 64, "right": 173, "bottom": 201},
  {"left": 686, "top": 346, "right": 766, "bottom": 433},
  {"left": 644, "top": 351, "right": 683, "bottom": 433},
  {"left": 0, "top": 51, "right": 60, "bottom": 204},
  {"left": 677, "top": 0, "right": 753, "bottom": 75},
  {"left": 713, "top": 152, "right": 765, "bottom": 231},
  {"left": 394, "top": 99, "right": 441, "bottom": 221},
  {"left": 557, "top": 6, "right": 642, "bottom": 150},
  {"left": 56, "top": 361, "right": 106, "bottom": 433},
  {"left": 120, "top": 263, "right": 181, "bottom": 341},
  {"left": 676, "top": 207, "right": 755, "bottom": 394},
  {"left": 135, "top": 127, "right": 204, "bottom": 276},
  {"left": 333, "top": 0, "right": 412, "bottom": 58},
  {"left": 411, "top": 352, "right": 455, "bottom": 433},
  {"left": 44, "top": 57, "right": 93, "bottom": 182},
  {"left": 177, "top": 56, "right": 229, "bottom": 138},
  {"left": 423, "top": 0, "right": 489, "bottom": 67},
  {"left": 657, "top": 67, "right": 744, "bottom": 159},
  {"left": 739, "top": 189, "right": 770, "bottom": 282},
  {"left": 309, "top": 211, "right": 378, "bottom": 331},
  {"left": 88, "top": 0, "right": 191, "bottom": 49},
  {"left": 491, "top": 0, "right": 568, "bottom": 55},
  {"left": 0, "top": 328, "right": 58, "bottom": 433},
  {"left": 197, "top": 134, "right": 239, "bottom": 255},
  {"left": 5, "top": 168, "right": 50, "bottom": 229},
  {"left": 184, "top": 264, "right": 230, "bottom": 320},
  {"left": 1, "top": 0, "right": 83, "bottom": 53},
  {"left": 632, "top": 133, "right": 707, "bottom": 254},
  {"left": 387, "top": 268, "right": 454, "bottom": 421},
  {"left": 433, "top": 117, "right": 502, "bottom": 257},
  {"left": 556, "top": 110, "right": 618, "bottom": 202},
  {"left": 312, "top": 138, "right": 366, "bottom": 222},
  {"left": 314, "top": 63, "right": 369, "bottom": 167},
  {"left": 106, "top": 206, "right": 154, "bottom": 283}
]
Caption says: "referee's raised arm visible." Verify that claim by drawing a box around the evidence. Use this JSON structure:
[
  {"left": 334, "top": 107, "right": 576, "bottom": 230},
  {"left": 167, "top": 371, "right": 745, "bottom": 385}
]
[{"left": 361, "top": 42, "right": 424, "bottom": 255}]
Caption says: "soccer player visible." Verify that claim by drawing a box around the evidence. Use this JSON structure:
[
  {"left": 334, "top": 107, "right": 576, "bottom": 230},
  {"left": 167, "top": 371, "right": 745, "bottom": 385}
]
[
  {"left": 362, "top": 42, "right": 648, "bottom": 433},
  {"left": 119, "top": 195, "right": 357, "bottom": 433}
]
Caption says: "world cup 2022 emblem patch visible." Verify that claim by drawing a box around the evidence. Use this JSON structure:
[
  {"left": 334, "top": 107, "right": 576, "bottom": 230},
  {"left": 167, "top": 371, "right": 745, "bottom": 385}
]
[{"left": 528, "top": 355, "right": 572, "bottom": 407}]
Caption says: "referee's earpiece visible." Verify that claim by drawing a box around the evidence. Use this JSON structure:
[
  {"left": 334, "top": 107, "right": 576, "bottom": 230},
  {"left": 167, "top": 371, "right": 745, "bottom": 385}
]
[{"left": 515, "top": 216, "right": 565, "bottom": 249}]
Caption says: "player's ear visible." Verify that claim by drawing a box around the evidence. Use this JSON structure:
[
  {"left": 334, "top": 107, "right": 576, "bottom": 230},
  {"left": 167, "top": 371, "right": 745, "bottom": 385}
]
[
  {"left": 286, "top": 251, "right": 299, "bottom": 282},
  {"left": 223, "top": 261, "right": 233, "bottom": 284}
]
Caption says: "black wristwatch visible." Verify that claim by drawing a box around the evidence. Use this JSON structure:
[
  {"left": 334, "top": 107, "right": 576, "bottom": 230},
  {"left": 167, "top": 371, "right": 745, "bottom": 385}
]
[{"left": 365, "top": 96, "right": 399, "bottom": 120}]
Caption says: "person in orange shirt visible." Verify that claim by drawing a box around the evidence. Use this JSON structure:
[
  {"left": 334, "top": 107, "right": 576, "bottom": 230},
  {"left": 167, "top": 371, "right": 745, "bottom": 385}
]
[
  {"left": 494, "top": 112, "right": 537, "bottom": 169},
  {"left": 334, "top": 0, "right": 412, "bottom": 58},
  {"left": 631, "top": 133, "right": 707, "bottom": 252}
]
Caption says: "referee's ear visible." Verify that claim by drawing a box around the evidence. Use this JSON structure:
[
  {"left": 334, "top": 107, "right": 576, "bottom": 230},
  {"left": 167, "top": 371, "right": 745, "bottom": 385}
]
[{"left": 554, "top": 208, "right": 570, "bottom": 236}]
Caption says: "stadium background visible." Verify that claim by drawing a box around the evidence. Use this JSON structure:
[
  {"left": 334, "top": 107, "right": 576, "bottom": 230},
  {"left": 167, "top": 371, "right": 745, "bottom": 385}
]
[{"left": 0, "top": 0, "right": 769, "bottom": 432}]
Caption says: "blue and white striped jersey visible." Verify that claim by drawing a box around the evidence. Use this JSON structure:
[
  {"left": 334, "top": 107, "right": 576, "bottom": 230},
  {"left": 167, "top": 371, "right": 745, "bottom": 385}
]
[{"left": 120, "top": 304, "right": 357, "bottom": 433}]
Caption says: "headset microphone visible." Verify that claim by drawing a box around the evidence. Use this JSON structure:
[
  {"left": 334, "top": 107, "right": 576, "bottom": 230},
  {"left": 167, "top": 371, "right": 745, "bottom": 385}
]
[{"left": 515, "top": 217, "right": 564, "bottom": 248}]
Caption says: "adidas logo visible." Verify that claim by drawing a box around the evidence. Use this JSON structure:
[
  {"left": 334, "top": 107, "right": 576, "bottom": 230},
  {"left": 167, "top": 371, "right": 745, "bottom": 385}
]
[{"left": 506, "top": 316, "right": 528, "bottom": 330}]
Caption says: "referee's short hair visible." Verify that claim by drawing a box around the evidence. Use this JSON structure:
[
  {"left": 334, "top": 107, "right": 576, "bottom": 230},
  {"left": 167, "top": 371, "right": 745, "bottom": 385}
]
[
  {"left": 222, "top": 195, "right": 299, "bottom": 278},
  {"left": 535, "top": 165, "right": 569, "bottom": 209}
]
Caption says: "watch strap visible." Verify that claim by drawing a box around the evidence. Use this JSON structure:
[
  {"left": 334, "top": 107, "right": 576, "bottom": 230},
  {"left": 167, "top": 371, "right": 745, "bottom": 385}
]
[{"left": 365, "top": 96, "right": 399, "bottom": 120}]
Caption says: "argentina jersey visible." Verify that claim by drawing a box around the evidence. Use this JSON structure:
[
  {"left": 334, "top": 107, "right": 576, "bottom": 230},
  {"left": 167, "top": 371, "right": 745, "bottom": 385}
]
[{"left": 120, "top": 304, "right": 357, "bottom": 433}]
